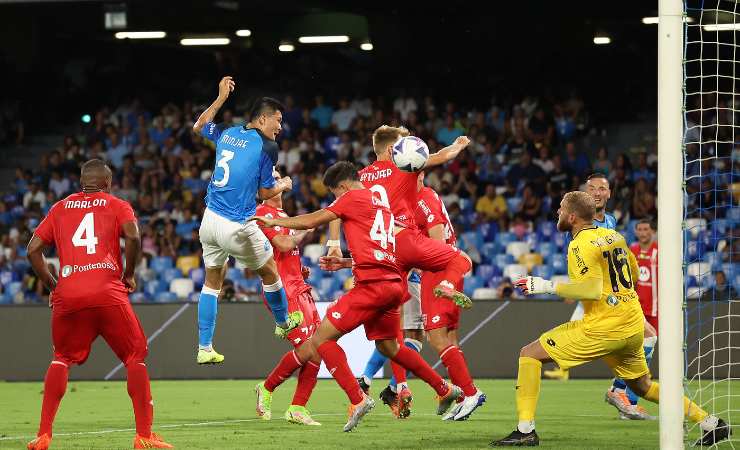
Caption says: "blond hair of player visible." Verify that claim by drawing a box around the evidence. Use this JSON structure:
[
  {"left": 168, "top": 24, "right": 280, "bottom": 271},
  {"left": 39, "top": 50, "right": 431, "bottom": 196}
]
[{"left": 490, "top": 191, "right": 730, "bottom": 447}]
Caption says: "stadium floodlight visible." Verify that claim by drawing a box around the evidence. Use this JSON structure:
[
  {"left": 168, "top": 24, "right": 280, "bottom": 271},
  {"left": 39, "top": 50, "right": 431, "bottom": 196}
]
[
  {"left": 298, "top": 35, "right": 350, "bottom": 44},
  {"left": 115, "top": 31, "right": 166, "bottom": 39},
  {"left": 81, "top": 114, "right": 92, "bottom": 124},
  {"left": 593, "top": 36, "right": 611, "bottom": 45},
  {"left": 180, "top": 38, "right": 230, "bottom": 46},
  {"left": 235, "top": 29, "right": 252, "bottom": 37},
  {"left": 278, "top": 43, "right": 295, "bottom": 52},
  {"left": 642, "top": 16, "right": 694, "bottom": 24},
  {"left": 360, "top": 42, "right": 373, "bottom": 51},
  {"left": 703, "top": 23, "right": 740, "bottom": 31}
]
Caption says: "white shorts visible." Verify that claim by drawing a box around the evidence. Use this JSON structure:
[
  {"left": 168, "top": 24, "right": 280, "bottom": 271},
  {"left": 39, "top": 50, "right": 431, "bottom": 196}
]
[
  {"left": 199, "top": 208, "right": 273, "bottom": 270},
  {"left": 569, "top": 301, "right": 585, "bottom": 321},
  {"left": 402, "top": 277, "right": 424, "bottom": 330}
]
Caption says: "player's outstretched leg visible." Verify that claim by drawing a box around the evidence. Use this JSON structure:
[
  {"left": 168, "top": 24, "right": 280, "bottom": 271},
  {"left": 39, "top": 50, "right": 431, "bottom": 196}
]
[
  {"left": 625, "top": 377, "right": 731, "bottom": 446},
  {"left": 432, "top": 254, "right": 473, "bottom": 309},
  {"left": 436, "top": 343, "right": 485, "bottom": 421},
  {"left": 285, "top": 360, "right": 322, "bottom": 426},
  {"left": 197, "top": 281, "right": 224, "bottom": 364},
  {"left": 255, "top": 259, "right": 302, "bottom": 337},
  {"left": 28, "top": 361, "right": 69, "bottom": 450}
]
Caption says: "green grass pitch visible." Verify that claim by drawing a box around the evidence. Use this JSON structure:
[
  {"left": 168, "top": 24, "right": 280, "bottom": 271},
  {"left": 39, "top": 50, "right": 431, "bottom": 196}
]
[{"left": 0, "top": 379, "right": 736, "bottom": 449}]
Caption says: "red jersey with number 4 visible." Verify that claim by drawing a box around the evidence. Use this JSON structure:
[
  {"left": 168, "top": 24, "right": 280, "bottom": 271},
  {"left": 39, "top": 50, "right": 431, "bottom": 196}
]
[
  {"left": 255, "top": 204, "right": 312, "bottom": 299},
  {"left": 630, "top": 241, "right": 658, "bottom": 318},
  {"left": 34, "top": 191, "right": 135, "bottom": 313},
  {"left": 326, "top": 188, "right": 402, "bottom": 282},
  {"left": 358, "top": 160, "right": 418, "bottom": 229},
  {"left": 414, "top": 187, "right": 456, "bottom": 246}
]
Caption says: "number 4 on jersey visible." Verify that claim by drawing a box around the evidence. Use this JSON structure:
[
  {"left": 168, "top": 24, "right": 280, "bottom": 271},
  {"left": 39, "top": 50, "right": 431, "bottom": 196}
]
[
  {"left": 370, "top": 210, "right": 395, "bottom": 251},
  {"left": 72, "top": 212, "right": 98, "bottom": 254}
]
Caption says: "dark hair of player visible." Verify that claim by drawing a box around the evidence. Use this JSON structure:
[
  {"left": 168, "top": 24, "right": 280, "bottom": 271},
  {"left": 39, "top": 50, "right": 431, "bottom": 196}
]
[
  {"left": 323, "top": 161, "right": 359, "bottom": 189},
  {"left": 586, "top": 172, "right": 609, "bottom": 182},
  {"left": 636, "top": 217, "right": 657, "bottom": 230},
  {"left": 80, "top": 159, "right": 112, "bottom": 192},
  {"left": 248, "top": 97, "right": 285, "bottom": 121}
]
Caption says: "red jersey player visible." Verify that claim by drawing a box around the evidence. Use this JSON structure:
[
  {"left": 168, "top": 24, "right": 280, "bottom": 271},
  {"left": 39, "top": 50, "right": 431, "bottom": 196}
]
[
  {"left": 327, "top": 125, "right": 482, "bottom": 420},
  {"left": 414, "top": 172, "right": 483, "bottom": 420},
  {"left": 630, "top": 219, "right": 658, "bottom": 330},
  {"left": 25, "top": 160, "right": 172, "bottom": 450},
  {"left": 251, "top": 161, "right": 463, "bottom": 432},
  {"left": 253, "top": 170, "right": 322, "bottom": 426}
]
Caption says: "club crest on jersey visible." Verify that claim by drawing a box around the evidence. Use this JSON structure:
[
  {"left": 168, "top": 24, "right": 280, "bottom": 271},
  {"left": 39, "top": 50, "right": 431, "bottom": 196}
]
[
  {"left": 61, "top": 265, "right": 73, "bottom": 278},
  {"left": 606, "top": 295, "right": 619, "bottom": 306},
  {"left": 374, "top": 250, "right": 385, "bottom": 261}
]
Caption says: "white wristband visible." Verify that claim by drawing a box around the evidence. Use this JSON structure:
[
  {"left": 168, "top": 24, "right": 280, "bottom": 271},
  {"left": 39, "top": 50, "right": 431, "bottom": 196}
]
[{"left": 326, "top": 239, "right": 341, "bottom": 247}]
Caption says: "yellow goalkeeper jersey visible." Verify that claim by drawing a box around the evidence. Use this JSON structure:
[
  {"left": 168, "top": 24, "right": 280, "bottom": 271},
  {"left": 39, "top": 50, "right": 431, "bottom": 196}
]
[{"left": 567, "top": 226, "right": 645, "bottom": 339}]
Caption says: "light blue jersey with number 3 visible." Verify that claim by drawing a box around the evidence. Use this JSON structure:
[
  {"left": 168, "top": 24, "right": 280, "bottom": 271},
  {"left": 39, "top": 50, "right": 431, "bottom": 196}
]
[{"left": 201, "top": 122, "right": 278, "bottom": 223}]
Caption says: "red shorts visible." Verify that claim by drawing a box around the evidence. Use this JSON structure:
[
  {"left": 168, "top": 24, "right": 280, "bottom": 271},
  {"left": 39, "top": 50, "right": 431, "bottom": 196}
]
[
  {"left": 51, "top": 304, "right": 147, "bottom": 367},
  {"left": 286, "top": 290, "right": 321, "bottom": 348},
  {"left": 421, "top": 270, "right": 462, "bottom": 331},
  {"left": 396, "top": 228, "right": 461, "bottom": 273},
  {"left": 326, "top": 279, "right": 405, "bottom": 341},
  {"left": 645, "top": 315, "right": 658, "bottom": 333}
]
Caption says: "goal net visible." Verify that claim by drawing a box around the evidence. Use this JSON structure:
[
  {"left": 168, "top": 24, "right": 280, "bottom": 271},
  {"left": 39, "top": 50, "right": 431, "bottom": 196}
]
[{"left": 683, "top": 0, "right": 739, "bottom": 446}]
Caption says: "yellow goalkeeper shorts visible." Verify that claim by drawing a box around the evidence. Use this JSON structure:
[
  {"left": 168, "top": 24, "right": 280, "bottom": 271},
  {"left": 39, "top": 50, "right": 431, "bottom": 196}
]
[{"left": 539, "top": 320, "right": 650, "bottom": 380}]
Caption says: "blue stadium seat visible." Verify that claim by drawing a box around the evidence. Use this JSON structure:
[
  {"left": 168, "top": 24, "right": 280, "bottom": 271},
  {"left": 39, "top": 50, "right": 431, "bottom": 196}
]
[
  {"left": 130, "top": 292, "right": 147, "bottom": 303},
  {"left": 461, "top": 231, "right": 483, "bottom": 251},
  {"left": 506, "top": 197, "right": 522, "bottom": 213},
  {"left": 308, "top": 267, "right": 322, "bottom": 286},
  {"left": 686, "top": 275, "right": 699, "bottom": 287},
  {"left": 459, "top": 198, "right": 474, "bottom": 213},
  {"left": 144, "top": 280, "right": 166, "bottom": 297},
  {"left": 318, "top": 278, "right": 340, "bottom": 300},
  {"left": 463, "top": 275, "right": 483, "bottom": 296},
  {"left": 12, "top": 259, "right": 30, "bottom": 273},
  {"left": 189, "top": 267, "right": 205, "bottom": 289},
  {"left": 734, "top": 274, "right": 740, "bottom": 293},
  {"left": 227, "top": 267, "right": 244, "bottom": 282},
  {"left": 238, "top": 278, "right": 262, "bottom": 293},
  {"left": 7, "top": 281, "right": 22, "bottom": 296},
  {"left": 476, "top": 264, "right": 495, "bottom": 280},
  {"left": 189, "top": 292, "right": 200, "bottom": 303},
  {"left": 552, "top": 233, "right": 567, "bottom": 251},
  {"left": 532, "top": 265, "right": 553, "bottom": 279},
  {"left": 487, "top": 275, "right": 503, "bottom": 288},
  {"left": 495, "top": 232, "right": 517, "bottom": 248},
  {"left": 150, "top": 256, "right": 174, "bottom": 272},
  {"left": 537, "top": 221, "right": 557, "bottom": 239},
  {"left": 161, "top": 267, "right": 182, "bottom": 284},
  {"left": 336, "top": 268, "right": 352, "bottom": 281},
  {"left": 156, "top": 292, "right": 178, "bottom": 303},
  {"left": 551, "top": 256, "right": 567, "bottom": 275},
  {"left": 537, "top": 242, "right": 556, "bottom": 260},
  {"left": 704, "top": 252, "right": 721, "bottom": 271},
  {"left": 480, "top": 242, "right": 497, "bottom": 264},
  {"left": 728, "top": 207, "right": 740, "bottom": 223},
  {"left": 494, "top": 253, "right": 515, "bottom": 268},
  {"left": 479, "top": 222, "right": 499, "bottom": 241}
]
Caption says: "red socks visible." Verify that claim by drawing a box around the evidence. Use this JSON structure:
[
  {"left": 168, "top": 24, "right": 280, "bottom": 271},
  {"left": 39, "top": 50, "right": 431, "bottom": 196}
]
[
  {"left": 391, "top": 346, "right": 448, "bottom": 396},
  {"left": 292, "top": 360, "right": 320, "bottom": 406},
  {"left": 391, "top": 330, "right": 407, "bottom": 385},
  {"left": 443, "top": 254, "right": 471, "bottom": 284},
  {"left": 317, "top": 341, "right": 364, "bottom": 405},
  {"left": 265, "top": 350, "right": 303, "bottom": 392},
  {"left": 126, "top": 362, "right": 153, "bottom": 437},
  {"left": 440, "top": 345, "right": 476, "bottom": 396},
  {"left": 38, "top": 361, "right": 69, "bottom": 437}
]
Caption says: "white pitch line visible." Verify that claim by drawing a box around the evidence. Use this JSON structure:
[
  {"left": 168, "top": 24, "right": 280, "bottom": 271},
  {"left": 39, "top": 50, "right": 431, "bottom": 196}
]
[
  {"left": 432, "top": 301, "right": 511, "bottom": 370},
  {"left": 104, "top": 303, "right": 191, "bottom": 380}
]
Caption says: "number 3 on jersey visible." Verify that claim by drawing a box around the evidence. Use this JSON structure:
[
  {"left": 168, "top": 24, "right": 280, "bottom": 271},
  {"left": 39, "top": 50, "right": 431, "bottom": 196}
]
[
  {"left": 213, "top": 150, "right": 235, "bottom": 187},
  {"left": 72, "top": 212, "right": 98, "bottom": 254},
  {"left": 368, "top": 185, "right": 395, "bottom": 251}
]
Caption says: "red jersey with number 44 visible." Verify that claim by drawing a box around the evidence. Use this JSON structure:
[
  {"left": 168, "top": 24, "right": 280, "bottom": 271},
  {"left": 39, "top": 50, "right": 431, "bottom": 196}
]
[
  {"left": 358, "top": 160, "right": 418, "bottom": 229},
  {"left": 255, "top": 204, "right": 312, "bottom": 299},
  {"left": 630, "top": 241, "right": 658, "bottom": 318},
  {"left": 34, "top": 191, "right": 136, "bottom": 313},
  {"left": 326, "top": 188, "right": 402, "bottom": 283},
  {"left": 414, "top": 186, "right": 456, "bottom": 247}
]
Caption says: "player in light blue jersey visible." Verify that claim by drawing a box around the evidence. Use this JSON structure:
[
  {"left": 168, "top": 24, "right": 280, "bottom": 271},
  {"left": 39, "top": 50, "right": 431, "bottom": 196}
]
[
  {"left": 191, "top": 77, "right": 302, "bottom": 365},
  {"left": 544, "top": 173, "right": 657, "bottom": 420}
]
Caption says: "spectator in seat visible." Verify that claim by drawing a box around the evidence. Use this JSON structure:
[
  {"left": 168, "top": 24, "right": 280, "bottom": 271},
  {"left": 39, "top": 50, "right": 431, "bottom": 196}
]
[
  {"left": 593, "top": 146, "right": 612, "bottom": 176},
  {"left": 632, "top": 152, "right": 656, "bottom": 184},
  {"left": 476, "top": 184, "right": 508, "bottom": 230},
  {"left": 507, "top": 151, "right": 546, "bottom": 196},
  {"left": 310, "top": 95, "right": 334, "bottom": 130},
  {"left": 48, "top": 171, "right": 70, "bottom": 199},
  {"left": 533, "top": 146, "right": 554, "bottom": 174},
  {"left": 631, "top": 178, "right": 656, "bottom": 219},
  {"left": 518, "top": 185, "right": 542, "bottom": 222},
  {"left": 563, "top": 141, "right": 591, "bottom": 180},
  {"left": 331, "top": 97, "right": 357, "bottom": 132},
  {"left": 22, "top": 182, "right": 46, "bottom": 209},
  {"left": 436, "top": 113, "right": 464, "bottom": 146}
]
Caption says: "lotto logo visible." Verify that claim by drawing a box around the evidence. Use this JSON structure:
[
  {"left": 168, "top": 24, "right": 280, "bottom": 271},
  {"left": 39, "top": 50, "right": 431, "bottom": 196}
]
[
  {"left": 293, "top": 338, "right": 302, "bottom": 344},
  {"left": 332, "top": 311, "right": 342, "bottom": 319},
  {"left": 427, "top": 214, "right": 435, "bottom": 223},
  {"left": 431, "top": 315, "right": 440, "bottom": 323},
  {"left": 546, "top": 338, "right": 556, "bottom": 347}
]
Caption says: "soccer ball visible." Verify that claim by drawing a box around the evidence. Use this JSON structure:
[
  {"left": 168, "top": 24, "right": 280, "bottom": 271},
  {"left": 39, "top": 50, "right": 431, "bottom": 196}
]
[{"left": 391, "top": 136, "right": 429, "bottom": 172}]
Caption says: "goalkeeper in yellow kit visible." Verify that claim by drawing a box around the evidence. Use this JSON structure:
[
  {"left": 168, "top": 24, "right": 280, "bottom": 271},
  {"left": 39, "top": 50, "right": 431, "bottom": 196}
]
[{"left": 490, "top": 191, "right": 731, "bottom": 447}]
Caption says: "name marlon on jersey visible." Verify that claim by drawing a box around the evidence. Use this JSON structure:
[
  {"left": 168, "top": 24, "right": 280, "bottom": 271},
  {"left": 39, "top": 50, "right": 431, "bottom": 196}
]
[
  {"left": 64, "top": 198, "right": 108, "bottom": 209},
  {"left": 60, "top": 261, "right": 117, "bottom": 278}
]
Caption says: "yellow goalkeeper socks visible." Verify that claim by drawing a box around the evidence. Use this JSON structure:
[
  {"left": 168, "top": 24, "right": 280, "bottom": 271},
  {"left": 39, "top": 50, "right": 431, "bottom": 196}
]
[
  {"left": 516, "top": 357, "right": 543, "bottom": 428},
  {"left": 643, "top": 381, "right": 709, "bottom": 423}
]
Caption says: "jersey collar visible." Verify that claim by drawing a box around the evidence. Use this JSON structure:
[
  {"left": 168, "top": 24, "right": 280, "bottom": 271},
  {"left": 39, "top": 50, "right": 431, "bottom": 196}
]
[{"left": 573, "top": 226, "right": 597, "bottom": 239}]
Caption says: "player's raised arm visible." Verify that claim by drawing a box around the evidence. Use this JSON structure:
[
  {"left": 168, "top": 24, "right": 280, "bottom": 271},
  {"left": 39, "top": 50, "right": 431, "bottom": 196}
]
[
  {"left": 192, "top": 76, "right": 235, "bottom": 135},
  {"left": 252, "top": 208, "right": 338, "bottom": 231},
  {"left": 258, "top": 176, "right": 292, "bottom": 201},
  {"left": 425, "top": 135, "right": 471, "bottom": 168},
  {"left": 271, "top": 228, "right": 313, "bottom": 253},
  {"left": 27, "top": 235, "right": 57, "bottom": 293},
  {"left": 121, "top": 221, "right": 141, "bottom": 292},
  {"left": 326, "top": 218, "right": 343, "bottom": 257}
]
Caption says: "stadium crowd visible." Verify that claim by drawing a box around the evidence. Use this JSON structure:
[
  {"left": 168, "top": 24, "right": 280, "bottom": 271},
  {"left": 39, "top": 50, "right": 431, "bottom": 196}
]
[{"left": 0, "top": 92, "right": 734, "bottom": 305}]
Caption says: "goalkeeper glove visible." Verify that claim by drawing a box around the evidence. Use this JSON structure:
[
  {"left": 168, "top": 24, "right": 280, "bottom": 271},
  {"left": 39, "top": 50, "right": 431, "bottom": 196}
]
[{"left": 514, "top": 276, "right": 556, "bottom": 295}]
